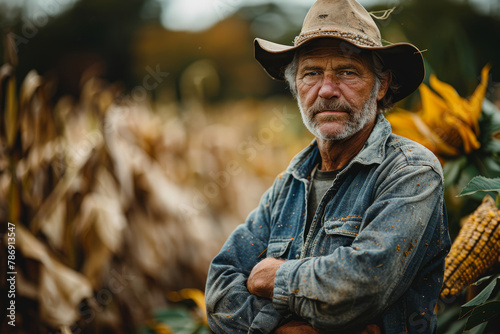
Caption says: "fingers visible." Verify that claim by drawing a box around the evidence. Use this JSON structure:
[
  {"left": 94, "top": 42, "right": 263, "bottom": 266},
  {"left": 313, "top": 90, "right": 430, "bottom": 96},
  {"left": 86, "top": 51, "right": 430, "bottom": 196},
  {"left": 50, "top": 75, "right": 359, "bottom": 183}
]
[
  {"left": 359, "top": 324, "right": 381, "bottom": 334},
  {"left": 247, "top": 258, "right": 285, "bottom": 298},
  {"left": 273, "top": 320, "right": 321, "bottom": 333}
]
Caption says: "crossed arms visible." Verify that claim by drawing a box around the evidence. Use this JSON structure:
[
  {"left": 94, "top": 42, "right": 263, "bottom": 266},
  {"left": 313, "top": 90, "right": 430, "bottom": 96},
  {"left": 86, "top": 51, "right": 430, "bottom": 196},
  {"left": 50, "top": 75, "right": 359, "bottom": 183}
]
[
  {"left": 205, "top": 162, "right": 445, "bottom": 333},
  {"left": 246, "top": 257, "right": 381, "bottom": 333}
]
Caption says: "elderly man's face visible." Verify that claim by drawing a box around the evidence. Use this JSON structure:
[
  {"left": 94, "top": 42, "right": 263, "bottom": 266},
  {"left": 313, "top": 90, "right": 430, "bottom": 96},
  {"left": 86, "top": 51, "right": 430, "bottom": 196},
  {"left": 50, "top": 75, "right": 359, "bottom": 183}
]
[{"left": 296, "top": 40, "right": 386, "bottom": 141}]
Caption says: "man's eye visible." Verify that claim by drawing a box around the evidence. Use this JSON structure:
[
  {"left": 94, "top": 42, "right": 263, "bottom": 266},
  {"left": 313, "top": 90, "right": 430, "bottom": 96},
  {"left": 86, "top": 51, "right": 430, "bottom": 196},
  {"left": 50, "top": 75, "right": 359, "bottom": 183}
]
[
  {"left": 305, "top": 71, "right": 319, "bottom": 76},
  {"left": 340, "top": 71, "right": 355, "bottom": 76}
]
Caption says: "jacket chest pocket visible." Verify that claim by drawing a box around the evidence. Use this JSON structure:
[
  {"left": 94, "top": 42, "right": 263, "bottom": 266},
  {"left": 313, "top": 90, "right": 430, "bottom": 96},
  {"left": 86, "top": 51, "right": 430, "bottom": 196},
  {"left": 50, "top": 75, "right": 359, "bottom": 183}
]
[
  {"left": 266, "top": 238, "right": 293, "bottom": 259},
  {"left": 313, "top": 218, "right": 362, "bottom": 255}
]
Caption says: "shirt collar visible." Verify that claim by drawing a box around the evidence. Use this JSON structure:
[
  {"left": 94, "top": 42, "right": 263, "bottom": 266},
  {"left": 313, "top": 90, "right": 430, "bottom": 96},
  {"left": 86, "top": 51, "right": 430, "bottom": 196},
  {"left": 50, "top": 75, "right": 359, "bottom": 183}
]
[{"left": 288, "top": 114, "right": 392, "bottom": 180}]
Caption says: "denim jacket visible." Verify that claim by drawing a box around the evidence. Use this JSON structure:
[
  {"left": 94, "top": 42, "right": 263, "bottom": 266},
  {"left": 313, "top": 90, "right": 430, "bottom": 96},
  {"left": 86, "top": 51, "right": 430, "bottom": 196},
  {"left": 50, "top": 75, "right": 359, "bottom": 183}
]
[{"left": 205, "top": 115, "right": 450, "bottom": 334}]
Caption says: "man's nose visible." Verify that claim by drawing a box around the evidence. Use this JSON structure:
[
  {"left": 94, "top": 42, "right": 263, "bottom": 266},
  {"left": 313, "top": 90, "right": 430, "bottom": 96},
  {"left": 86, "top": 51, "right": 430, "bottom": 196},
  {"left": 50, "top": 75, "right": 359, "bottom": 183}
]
[{"left": 318, "top": 75, "right": 341, "bottom": 99}]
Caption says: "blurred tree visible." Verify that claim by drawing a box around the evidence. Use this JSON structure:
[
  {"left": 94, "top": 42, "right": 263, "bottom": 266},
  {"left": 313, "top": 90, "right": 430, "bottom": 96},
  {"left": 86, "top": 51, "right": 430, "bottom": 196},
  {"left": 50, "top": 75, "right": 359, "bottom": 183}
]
[
  {"left": 1, "top": 0, "right": 150, "bottom": 97},
  {"left": 1, "top": 0, "right": 499, "bottom": 101},
  {"left": 375, "top": 0, "right": 500, "bottom": 97}
]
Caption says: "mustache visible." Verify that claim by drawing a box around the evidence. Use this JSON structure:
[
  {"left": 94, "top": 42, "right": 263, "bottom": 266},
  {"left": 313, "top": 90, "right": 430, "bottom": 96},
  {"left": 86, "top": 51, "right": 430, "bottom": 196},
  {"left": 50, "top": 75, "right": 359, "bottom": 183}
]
[{"left": 308, "top": 98, "right": 355, "bottom": 117}]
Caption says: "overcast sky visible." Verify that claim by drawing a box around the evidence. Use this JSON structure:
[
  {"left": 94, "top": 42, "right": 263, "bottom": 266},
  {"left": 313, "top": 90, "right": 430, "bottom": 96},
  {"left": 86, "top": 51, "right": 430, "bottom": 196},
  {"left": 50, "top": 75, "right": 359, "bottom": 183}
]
[{"left": 159, "top": 0, "right": 499, "bottom": 31}]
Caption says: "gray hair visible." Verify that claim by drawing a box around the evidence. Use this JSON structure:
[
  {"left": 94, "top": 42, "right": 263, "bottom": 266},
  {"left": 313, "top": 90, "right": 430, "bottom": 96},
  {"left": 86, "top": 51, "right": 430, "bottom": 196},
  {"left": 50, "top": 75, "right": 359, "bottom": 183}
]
[{"left": 283, "top": 51, "right": 399, "bottom": 113}]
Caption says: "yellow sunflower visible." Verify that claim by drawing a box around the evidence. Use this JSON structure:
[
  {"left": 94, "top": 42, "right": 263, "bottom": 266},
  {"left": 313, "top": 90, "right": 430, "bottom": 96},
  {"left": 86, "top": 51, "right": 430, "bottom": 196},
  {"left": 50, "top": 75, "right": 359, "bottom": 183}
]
[{"left": 387, "top": 65, "right": 490, "bottom": 161}]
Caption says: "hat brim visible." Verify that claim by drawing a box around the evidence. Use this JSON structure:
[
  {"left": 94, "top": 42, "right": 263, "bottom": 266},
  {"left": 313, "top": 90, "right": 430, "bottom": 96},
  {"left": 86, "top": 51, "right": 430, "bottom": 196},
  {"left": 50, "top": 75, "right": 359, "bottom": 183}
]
[{"left": 254, "top": 37, "right": 425, "bottom": 103}]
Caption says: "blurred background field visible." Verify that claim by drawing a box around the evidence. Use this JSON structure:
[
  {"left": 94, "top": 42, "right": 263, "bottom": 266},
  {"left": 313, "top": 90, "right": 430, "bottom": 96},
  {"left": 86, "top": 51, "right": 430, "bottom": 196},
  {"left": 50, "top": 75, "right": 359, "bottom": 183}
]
[{"left": 1, "top": 0, "right": 500, "bottom": 333}]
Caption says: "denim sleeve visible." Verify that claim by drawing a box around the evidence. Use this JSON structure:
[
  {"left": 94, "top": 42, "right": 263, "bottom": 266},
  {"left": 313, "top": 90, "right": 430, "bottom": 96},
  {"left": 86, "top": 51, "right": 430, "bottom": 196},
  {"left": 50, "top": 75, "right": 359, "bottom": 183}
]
[
  {"left": 272, "top": 163, "right": 445, "bottom": 330},
  {"left": 205, "top": 182, "right": 285, "bottom": 333}
]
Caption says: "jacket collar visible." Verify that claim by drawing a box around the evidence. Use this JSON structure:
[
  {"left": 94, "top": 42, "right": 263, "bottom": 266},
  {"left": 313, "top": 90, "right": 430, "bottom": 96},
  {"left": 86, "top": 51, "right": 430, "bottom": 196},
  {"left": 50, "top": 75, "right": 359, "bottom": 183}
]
[{"left": 289, "top": 114, "right": 392, "bottom": 180}]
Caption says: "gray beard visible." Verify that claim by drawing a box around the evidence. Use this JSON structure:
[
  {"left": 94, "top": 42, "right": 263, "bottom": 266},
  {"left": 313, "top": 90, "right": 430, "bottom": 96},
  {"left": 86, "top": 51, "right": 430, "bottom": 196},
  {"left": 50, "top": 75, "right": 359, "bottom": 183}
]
[{"left": 298, "top": 82, "right": 379, "bottom": 141}]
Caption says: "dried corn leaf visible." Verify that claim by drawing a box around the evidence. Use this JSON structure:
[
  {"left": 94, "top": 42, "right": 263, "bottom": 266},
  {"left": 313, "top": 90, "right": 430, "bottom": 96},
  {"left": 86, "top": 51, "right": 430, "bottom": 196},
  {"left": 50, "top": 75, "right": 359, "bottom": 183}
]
[
  {"left": 19, "top": 70, "right": 43, "bottom": 150},
  {"left": 4, "top": 76, "right": 18, "bottom": 148},
  {"left": 2, "top": 57, "right": 310, "bottom": 332},
  {"left": 80, "top": 167, "right": 125, "bottom": 252},
  {"left": 3, "top": 33, "right": 18, "bottom": 67},
  {"left": 74, "top": 167, "right": 126, "bottom": 287},
  {"left": 31, "top": 131, "right": 103, "bottom": 233},
  {"left": 127, "top": 214, "right": 167, "bottom": 279},
  {"left": 15, "top": 224, "right": 93, "bottom": 327},
  {"left": 81, "top": 230, "right": 113, "bottom": 288},
  {"left": 40, "top": 199, "right": 66, "bottom": 250},
  {"left": 103, "top": 105, "right": 135, "bottom": 205}
]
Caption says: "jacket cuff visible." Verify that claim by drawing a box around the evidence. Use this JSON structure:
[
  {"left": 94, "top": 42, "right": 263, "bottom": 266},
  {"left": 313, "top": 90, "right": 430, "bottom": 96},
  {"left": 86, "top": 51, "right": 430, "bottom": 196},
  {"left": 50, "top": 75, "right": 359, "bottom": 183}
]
[
  {"left": 249, "top": 303, "right": 285, "bottom": 333},
  {"left": 272, "top": 259, "right": 298, "bottom": 316}
]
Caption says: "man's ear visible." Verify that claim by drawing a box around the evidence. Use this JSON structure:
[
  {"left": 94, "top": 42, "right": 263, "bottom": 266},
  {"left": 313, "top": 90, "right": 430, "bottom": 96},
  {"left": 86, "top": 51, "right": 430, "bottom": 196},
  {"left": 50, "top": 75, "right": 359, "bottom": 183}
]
[{"left": 377, "top": 71, "right": 392, "bottom": 101}]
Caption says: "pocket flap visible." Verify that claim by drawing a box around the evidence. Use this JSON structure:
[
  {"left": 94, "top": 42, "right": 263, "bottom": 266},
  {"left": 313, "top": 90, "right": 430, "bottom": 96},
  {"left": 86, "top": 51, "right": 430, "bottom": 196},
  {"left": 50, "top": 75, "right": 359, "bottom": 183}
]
[
  {"left": 324, "top": 218, "right": 362, "bottom": 237},
  {"left": 266, "top": 238, "right": 293, "bottom": 258}
]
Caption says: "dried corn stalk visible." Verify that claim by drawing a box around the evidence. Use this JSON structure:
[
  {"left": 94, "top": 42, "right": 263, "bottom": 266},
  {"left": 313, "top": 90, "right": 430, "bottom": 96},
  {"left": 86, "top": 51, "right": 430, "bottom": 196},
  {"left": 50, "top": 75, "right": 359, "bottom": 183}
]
[
  {"left": 441, "top": 195, "right": 500, "bottom": 298},
  {"left": 1, "top": 37, "right": 309, "bottom": 331},
  {"left": 15, "top": 224, "right": 93, "bottom": 327}
]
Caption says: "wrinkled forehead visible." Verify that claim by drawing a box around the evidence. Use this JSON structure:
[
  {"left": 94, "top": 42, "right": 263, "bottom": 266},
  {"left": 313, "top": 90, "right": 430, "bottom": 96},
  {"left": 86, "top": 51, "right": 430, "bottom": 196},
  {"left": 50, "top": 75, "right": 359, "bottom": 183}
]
[{"left": 297, "top": 38, "right": 370, "bottom": 65}]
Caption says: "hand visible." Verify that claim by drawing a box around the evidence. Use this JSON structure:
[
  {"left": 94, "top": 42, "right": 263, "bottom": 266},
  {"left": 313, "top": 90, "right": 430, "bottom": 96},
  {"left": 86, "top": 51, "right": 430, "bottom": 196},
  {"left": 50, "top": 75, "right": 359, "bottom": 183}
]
[
  {"left": 356, "top": 324, "right": 381, "bottom": 334},
  {"left": 247, "top": 257, "right": 285, "bottom": 299},
  {"left": 274, "top": 322, "right": 380, "bottom": 334},
  {"left": 274, "top": 320, "right": 323, "bottom": 333}
]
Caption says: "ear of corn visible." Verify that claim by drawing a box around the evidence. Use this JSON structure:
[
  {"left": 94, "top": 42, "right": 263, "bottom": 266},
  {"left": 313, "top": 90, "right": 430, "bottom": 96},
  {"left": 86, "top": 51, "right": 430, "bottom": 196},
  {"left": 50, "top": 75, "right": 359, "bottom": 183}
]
[{"left": 441, "top": 195, "right": 500, "bottom": 298}]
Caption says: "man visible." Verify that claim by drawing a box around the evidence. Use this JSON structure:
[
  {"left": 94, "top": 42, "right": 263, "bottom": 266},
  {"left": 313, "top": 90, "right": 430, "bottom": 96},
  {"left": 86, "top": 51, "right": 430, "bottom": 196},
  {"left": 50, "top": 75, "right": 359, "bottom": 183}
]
[{"left": 205, "top": 0, "right": 450, "bottom": 333}]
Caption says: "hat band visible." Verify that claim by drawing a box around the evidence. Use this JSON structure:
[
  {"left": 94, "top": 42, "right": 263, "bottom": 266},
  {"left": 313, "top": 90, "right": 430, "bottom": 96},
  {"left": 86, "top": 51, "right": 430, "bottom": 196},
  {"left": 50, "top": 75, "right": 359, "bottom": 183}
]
[{"left": 293, "top": 30, "right": 381, "bottom": 48}]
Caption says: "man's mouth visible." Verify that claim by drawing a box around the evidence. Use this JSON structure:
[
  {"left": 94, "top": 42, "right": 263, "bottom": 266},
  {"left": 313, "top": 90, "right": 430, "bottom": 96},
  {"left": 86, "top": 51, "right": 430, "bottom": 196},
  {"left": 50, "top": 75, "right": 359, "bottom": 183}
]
[
  {"left": 314, "top": 109, "right": 347, "bottom": 117},
  {"left": 318, "top": 110, "right": 345, "bottom": 114}
]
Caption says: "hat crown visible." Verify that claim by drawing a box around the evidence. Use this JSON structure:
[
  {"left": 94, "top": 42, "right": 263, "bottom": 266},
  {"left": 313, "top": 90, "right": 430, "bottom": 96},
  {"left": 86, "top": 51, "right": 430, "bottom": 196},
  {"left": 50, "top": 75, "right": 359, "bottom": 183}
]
[
  {"left": 295, "top": 0, "right": 382, "bottom": 47},
  {"left": 254, "top": 0, "right": 425, "bottom": 103}
]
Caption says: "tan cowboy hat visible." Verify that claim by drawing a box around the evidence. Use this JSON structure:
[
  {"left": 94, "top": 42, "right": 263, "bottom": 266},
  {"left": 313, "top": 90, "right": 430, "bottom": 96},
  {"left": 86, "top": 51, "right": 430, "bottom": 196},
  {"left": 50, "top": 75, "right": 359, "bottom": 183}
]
[{"left": 254, "top": 0, "right": 425, "bottom": 103}]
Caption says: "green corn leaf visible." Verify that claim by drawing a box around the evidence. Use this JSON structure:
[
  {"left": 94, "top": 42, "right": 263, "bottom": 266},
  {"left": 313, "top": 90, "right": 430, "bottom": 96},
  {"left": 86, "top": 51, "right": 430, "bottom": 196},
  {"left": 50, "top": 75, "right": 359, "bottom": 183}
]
[
  {"left": 141, "top": 307, "right": 208, "bottom": 334},
  {"left": 463, "top": 301, "right": 500, "bottom": 331},
  {"left": 459, "top": 277, "right": 498, "bottom": 319},
  {"left": 481, "top": 156, "right": 500, "bottom": 174},
  {"left": 465, "top": 321, "right": 488, "bottom": 334},
  {"left": 472, "top": 276, "right": 493, "bottom": 286},
  {"left": 437, "top": 304, "right": 462, "bottom": 333},
  {"left": 458, "top": 176, "right": 500, "bottom": 197}
]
